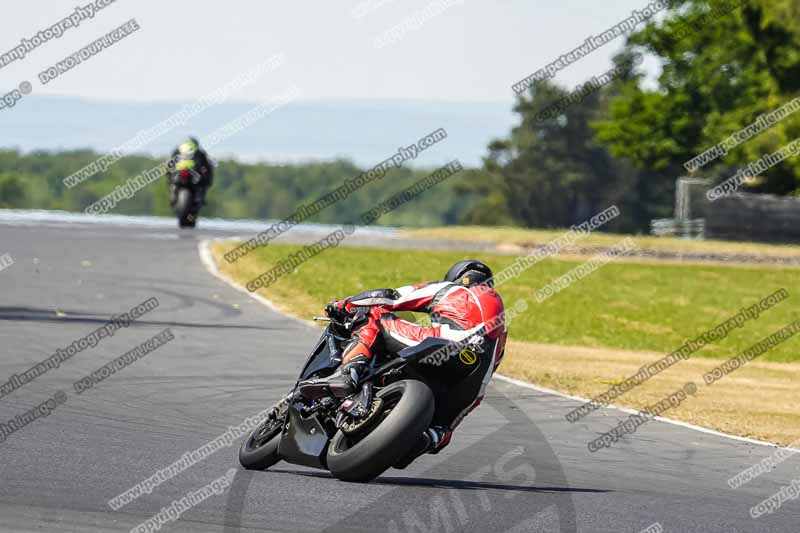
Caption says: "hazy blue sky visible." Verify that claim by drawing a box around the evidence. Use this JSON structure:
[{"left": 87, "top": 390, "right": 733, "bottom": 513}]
[{"left": 0, "top": 0, "right": 654, "bottom": 104}]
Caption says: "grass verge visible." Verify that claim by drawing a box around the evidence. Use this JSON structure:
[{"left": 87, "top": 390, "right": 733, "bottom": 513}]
[{"left": 209, "top": 240, "right": 800, "bottom": 446}]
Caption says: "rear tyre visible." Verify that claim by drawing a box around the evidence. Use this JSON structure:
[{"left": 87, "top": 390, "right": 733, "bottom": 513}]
[
  {"left": 239, "top": 418, "right": 282, "bottom": 470},
  {"left": 327, "top": 380, "right": 434, "bottom": 482}
]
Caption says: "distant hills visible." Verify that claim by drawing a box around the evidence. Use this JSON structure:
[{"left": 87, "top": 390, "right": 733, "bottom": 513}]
[{"left": 0, "top": 96, "right": 515, "bottom": 168}]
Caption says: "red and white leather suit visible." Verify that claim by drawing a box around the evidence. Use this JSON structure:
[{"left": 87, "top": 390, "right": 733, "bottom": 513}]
[{"left": 333, "top": 280, "right": 507, "bottom": 445}]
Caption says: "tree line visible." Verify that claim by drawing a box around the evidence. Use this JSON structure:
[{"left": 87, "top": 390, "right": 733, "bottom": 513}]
[
  {"left": 461, "top": 0, "right": 800, "bottom": 233},
  {"left": 2, "top": 1, "right": 798, "bottom": 233},
  {"left": 0, "top": 149, "right": 474, "bottom": 227}
]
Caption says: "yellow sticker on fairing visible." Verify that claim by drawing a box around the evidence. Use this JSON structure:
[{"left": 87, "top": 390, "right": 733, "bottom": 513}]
[{"left": 459, "top": 349, "right": 477, "bottom": 365}]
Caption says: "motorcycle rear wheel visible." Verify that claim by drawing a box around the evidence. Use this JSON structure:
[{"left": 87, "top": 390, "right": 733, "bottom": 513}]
[{"left": 327, "top": 379, "right": 434, "bottom": 482}]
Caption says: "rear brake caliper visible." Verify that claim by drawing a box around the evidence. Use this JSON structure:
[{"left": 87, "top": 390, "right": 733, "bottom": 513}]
[{"left": 336, "top": 382, "right": 383, "bottom": 435}]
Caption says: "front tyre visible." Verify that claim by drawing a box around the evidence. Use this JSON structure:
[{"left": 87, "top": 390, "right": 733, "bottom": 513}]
[
  {"left": 239, "top": 417, "right": 282, "bottom": 470},
  {"left": 175, "top": 188, "right": 196, "bottom": 228},
  {"left": 327, "top": 380, "right": 434, "bottom": 482}
]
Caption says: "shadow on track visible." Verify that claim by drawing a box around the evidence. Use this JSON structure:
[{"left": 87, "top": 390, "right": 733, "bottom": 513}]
[
  {"left": 267, "top": 467, "right": 609, "bottom": 495},
  {"left": 223, "top": 386, "right": 582, "bottom": 533}
]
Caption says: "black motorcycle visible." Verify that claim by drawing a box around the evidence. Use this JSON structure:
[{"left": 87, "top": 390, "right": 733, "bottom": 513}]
[
  {"left": 239, "top": 312, "right": 482, "bottom": 482},
  {"left": 170, "top": 166, "right": 204, "bottom": 228}
]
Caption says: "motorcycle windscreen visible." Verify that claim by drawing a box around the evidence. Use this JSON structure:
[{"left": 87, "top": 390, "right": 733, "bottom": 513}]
[{"left": 298, "top": 326, "right": 342, "bottom": 380}]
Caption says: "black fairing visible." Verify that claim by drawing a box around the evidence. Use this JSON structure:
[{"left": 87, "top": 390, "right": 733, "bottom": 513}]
[
  {"left": 277, "top": 325, "right": 343, "bottom": 469},
  {"left": 277, "top": 405, "right": 331, "bottom": 469},
  {"left": 397, "top": 337, "right": 452, "bottom": 361},
  {"left": 274, "top": 324, "right": 479, "bottom": 470},
  {"left": 401, "top": 336, "right": 486, "bottom": 385},
  {"left": 299, "top": 325, "right": 343, "bottom": 380}
]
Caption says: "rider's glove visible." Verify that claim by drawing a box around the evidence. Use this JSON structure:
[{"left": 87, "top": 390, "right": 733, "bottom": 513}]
[{"left": 325, "top": 300, "right": 351, "bottom": 322}]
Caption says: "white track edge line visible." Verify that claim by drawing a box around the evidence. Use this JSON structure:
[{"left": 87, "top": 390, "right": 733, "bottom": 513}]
[
  {"left": 197, "top": 239, "right": 317, "bottom": 330},
  {"left": 198, "top": 239, "right": 800, "bottom": 453},
  {"left": 492, "top": 374, "right": 800, "bottom": 452}
]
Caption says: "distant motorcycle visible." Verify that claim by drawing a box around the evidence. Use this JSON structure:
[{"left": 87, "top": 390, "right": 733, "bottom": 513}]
[
  {"left": 169, "top": 164, "right": 204, "bottom": 228},
  {"left": 239, "top": 311, "right": 482, "bottom": 482}
]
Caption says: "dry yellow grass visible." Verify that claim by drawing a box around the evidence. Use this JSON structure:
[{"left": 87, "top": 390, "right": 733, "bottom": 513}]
[{"left": 500, "top": 340, "right": 800, "bottom": 446}]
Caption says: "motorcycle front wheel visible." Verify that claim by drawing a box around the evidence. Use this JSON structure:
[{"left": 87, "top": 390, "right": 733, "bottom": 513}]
[
  {"left": 326, "top": 379, "right": 434, "bottom": 482},
  {"left": 239, "top": 417, "right": 282, "bottom": 470},
  {"left": 175, "top": 188, "right": 196, "bottom": 228}
]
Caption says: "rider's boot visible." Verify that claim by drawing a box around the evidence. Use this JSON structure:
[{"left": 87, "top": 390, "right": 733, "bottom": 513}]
[{"left": 298, "top": 355, "right": 369, "bottom": 400}]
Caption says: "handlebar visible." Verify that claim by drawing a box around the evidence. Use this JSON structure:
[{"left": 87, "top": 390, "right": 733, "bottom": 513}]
[{"left": 315, "top": 314, "right": 353, "bottom": 337}]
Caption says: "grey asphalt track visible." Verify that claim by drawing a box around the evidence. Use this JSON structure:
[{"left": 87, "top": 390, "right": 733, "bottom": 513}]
[{"left": 1, "top": 218, "right": 799, "bottom": 532}]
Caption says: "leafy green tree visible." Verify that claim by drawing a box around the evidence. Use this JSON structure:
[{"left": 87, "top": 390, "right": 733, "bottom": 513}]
[
  {"left": 462, "top": 53, "right": 650, "bottom": 232},
  {"left": 595, "top": 0, "right": 800, "bottom": 195},
  {"left": 0, "top": 173, "right": 29, "bottom": 208}
]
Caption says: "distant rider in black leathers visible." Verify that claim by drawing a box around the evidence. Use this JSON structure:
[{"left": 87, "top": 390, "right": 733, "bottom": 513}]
[{"left": 165, "top": 137, "right": 214, "bottom": 207}]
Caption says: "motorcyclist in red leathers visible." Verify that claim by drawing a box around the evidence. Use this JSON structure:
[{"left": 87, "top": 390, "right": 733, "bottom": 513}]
[{"left": 315, "top": 260, "right": 507, "bottom": 467}]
